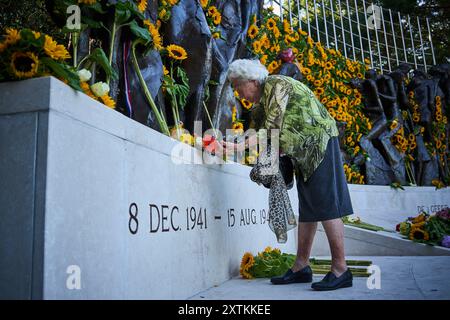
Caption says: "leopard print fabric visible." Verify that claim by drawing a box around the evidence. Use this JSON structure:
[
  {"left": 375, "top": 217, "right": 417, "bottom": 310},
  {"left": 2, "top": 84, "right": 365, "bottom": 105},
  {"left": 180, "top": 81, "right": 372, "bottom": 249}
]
[{"left": 250, "top": 147, "right": 297, "bottom": 243}]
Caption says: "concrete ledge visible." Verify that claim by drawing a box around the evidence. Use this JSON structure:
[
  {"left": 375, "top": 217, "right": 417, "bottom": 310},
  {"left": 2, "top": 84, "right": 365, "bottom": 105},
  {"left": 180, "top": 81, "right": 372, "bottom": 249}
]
[{"left": 311, "top": 225, "right": 450, "bottom": 256}]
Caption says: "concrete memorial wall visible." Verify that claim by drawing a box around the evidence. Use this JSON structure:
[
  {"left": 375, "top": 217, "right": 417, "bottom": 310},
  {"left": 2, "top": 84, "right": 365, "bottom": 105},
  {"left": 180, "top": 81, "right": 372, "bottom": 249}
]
[{"left": 1, "top": 77, "right": 449, "bottom": 299}]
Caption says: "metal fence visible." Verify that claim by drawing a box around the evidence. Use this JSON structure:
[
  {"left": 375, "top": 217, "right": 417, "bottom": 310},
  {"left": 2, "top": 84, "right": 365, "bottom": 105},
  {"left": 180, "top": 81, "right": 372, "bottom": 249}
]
[{"left": 264, "top": 0, "right": 436, "bottom": 73}]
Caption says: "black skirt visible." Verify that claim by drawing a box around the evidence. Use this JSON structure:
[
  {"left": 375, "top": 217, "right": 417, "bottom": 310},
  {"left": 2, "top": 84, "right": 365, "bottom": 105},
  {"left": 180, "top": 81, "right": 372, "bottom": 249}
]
[{"left": 294, "top": 136, "right": 354, "bottom": 222}]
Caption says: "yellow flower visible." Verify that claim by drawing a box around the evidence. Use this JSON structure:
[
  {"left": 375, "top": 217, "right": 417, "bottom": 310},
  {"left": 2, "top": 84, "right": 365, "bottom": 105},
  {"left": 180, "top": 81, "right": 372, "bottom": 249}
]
[
  {"left": 80, "top": 81, "right": 96, "bottom": 99},
  {"left": 232, "top": 122, "right": 244, "bottom": 132},
  {"left": 207, "top": 6, "right": 218, "bottom": 16},
  {"left": 390, "top": 120, "right": 398, "bottom": 130},
  {"left": 247, "top": 25, "right": 259, "bottom": 39},
  {"left": 144, "top": 20, "right": 163, "bottom": 50},
  {"left": 273, "top": 26, "right": 281, "bottom": 39},
  {"left": 78, "top": 0, "right": 96, "bottom": 4},
  {"left": 163, "top": 65, "right": 169, "bottom": 76},
  {"left": 4, "top": 28, "right": 21, "bottom": 46},
  {"left": 100, "top": 95, "right": 116, "bottom": 109},
  {"left": 44, "top": 35, "right": 70, "bottom": 60},
  {"left": 200, "top": 0, "right": 208, "bottom": 8},
  {"left": 239, "top": 252, "right": 255, "bottom": 279},
  {"left": 266, "top": 18, "right": 276, "bottom": 30},
  {"left": 267, "top": 60, "right": 278, "bottom": 74},
  {"left": 10, "top": 51, "right": 39, "bottom": 79},
  {"left": 166, "top": 44, "right": 188, "bottom": 60},
  {"left": 31, "top": 31, "right": 41, "bottom": 39},
  {"left": 241, "top": 98, "right": 253, "bottom": 110},
  {"left": 212, "top": 11, "right": 222, "bottom": 25},
  {"left": 252, "top": 40, "right": 262, "bottom": 54},
  {"left": 159, "top": 8, "right": 168, "bottom": 20},
  {"left": 264, "top": 246, "right": 272, "bottom": 253},
  {"left": 260, "top": 54, "right": 268, "bottom": 65},
  {"left": 212, "top": 32, "right": 220, "bottom": 39},
  {"left": 179, "top": 133, "right": 194, "bottom": 145},
  {"left": 137, "top": 0, "right": 147, "bottom": 12}
]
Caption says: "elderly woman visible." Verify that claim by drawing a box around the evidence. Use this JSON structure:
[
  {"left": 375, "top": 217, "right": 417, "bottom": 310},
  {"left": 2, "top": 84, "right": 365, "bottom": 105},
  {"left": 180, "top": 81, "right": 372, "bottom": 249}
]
[{"left": 224, "top": 59, "right": 355, "bottom": 291}]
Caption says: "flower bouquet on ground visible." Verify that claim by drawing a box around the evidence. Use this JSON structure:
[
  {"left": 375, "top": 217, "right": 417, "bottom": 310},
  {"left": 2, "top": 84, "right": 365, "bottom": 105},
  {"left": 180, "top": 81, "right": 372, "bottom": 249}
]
[
  {"left": 239, "top": 247, "right": 372, "bottom": 279},
  {"left": 396, "top": 208, "right": 450, "bottom": 247},
  {"left": 342, "top": 215, "right": 387, "bottom": 232}
]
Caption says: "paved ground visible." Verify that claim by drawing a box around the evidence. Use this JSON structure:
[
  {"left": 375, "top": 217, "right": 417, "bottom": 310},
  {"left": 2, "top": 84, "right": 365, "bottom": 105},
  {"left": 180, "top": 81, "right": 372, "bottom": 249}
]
[{"left": 188, "top": 256, "right": 450, "bottom": 300}]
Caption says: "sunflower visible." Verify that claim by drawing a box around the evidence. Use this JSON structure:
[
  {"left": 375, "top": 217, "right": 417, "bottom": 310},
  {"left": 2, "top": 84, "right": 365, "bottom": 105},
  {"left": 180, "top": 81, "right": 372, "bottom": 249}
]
[
  {"left": 144, "top": 20, "right": 163, "bottom": 50},
  {"left": 267, "top": 60, "right": 278, "bottom": 74},
  {"left": 78, "top": 0, "right": 96, "bottom": 4},
  {"left": 252, "top": 40, "right": 262, "bottom": 54},
  {"left": 266, "top": 18, "right": 276, "bottom": 30},
  {"left": 232, "top": 122, "right": 244, "bottom": 132},
  {"left": 166, "top": 44, "right": 188, "bottom": 60},
  {"left": 409, "top": 227, "right": 428, "bottom": 241},
  {"left": 239, "top": 252, "right": 255, "bottom": 276},
  {"left": 241, "top": 98, "right": 253, "bottom": 110},
  {"left": 100, "top": 95, "right": 116, "bottom": 109},
  {"left": 212, "top": 32, "right": 220, "bottom": 39},
  {"left": 247, "top": 25, "right": 259, "bottom": 39},
  {"left": 4, "top": 28, "right": 21, "bottom": 46},
  {"left": 179, "top": 133, "right": 194, "bottom": 145},
  {"left": 10, "top": 51, "right": 39, "bottom": 79},
  {"left": 137, "top": 0, "right": 147, "bottom": 12},
  {"left": 163, "top": 65, "right": 169, "bottom": 76},
  {"left": 390, "top": 120, "right": 398, "bottom": 130},
  {"left": 212, "top": 11, "right": 222, "bottom": 25},
  {"left": 80, "top": 81, "right": 96, "bottom": 99},
  {"left": 44, "top": 35, "right": 70, "bottom": 60},
  {"left": 260, "top": 54, "right": 268, "bottom": 65},
  {"left": 273, "top": 26, "right": 281, "bottom": 39},
  {"left": 207, "top": 6, "right": 218, "bottom": 16},
  {"left": 199, "top": 0, "right": 209, "bottom": 8}
]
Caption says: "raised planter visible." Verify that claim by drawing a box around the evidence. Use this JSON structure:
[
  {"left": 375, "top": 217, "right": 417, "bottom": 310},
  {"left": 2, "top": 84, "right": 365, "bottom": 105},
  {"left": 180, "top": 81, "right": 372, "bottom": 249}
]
[{"left": 1, "top": 77, "right": 449, "bottom": 299}]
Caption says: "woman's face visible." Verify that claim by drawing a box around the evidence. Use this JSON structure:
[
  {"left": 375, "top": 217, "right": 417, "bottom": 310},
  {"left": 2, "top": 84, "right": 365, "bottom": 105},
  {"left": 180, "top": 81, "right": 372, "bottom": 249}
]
[{"left": 232, "top": 79, "right": 262, "bottom": 103}]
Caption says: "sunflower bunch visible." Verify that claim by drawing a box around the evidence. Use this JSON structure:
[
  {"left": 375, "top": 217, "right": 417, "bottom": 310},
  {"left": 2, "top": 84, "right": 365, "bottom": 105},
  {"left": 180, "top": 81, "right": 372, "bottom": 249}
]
[
  {"left": 396, "top": 211, "right": 450, "bottom": 246},
  {"left": 156, "top": 0, "right": 180, "bottom": 22},
  {"left": 246, "top": 8, "right": 372, "bottom": 184},
  {"left": 343, "top": 163, "right": 365, "bottom": 184},
  {"left": 408, "top": 91, "right": 421, "bottom": 123},
  {"left": 239, "top": 247, "right": 373, "bottom": 279},
  {"left": 0, "top": 28, "right": 72, "bottom": 81},
  {"left": 162, "top": 44, "right": 189, "bottom": 140},
  {"left": 432, "top": 95, "right": 448, "bottom": 168},
  {"left": 239, "top": 247, "right": 292, "bottom": 279},
  {"left": 201, "top": 2, "right": 223, "bottom": 40}
]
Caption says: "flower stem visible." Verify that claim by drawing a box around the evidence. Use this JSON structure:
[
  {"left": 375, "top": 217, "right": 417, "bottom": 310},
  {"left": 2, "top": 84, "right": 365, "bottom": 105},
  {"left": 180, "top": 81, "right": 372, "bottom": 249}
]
[
  {"left": 107, "top": 18, "right": 117, "bottom": 85},
  {"left": 131, "top": 39, "right": 170, "bottom": 135},
  {"left": 72, "top": 32, "right": 79, "bottom": 68}
]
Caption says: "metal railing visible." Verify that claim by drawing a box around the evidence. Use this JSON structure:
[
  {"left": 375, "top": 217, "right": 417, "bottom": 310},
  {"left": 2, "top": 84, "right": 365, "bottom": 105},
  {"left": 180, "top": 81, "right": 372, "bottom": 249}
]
[{"left": 264, "top": 0, "right": 436, "bottom": 73}]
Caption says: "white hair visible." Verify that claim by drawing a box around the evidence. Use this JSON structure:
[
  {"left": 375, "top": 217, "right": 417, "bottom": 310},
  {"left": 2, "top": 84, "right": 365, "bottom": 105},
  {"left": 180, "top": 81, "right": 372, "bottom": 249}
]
[{"left": 227, "top": 59, "right": 269, "bottom": 84}]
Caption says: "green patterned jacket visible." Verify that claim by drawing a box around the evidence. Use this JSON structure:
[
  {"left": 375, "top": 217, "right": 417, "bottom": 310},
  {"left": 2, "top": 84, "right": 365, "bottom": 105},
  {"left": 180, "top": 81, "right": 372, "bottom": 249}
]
[{"left": 249, "top": 74, "right": 339, "bottom": 182}]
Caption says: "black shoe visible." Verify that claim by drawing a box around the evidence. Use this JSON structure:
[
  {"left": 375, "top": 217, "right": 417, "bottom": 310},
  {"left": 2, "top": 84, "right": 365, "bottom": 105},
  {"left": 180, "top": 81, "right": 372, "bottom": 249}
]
[
  {"left": 311, "top": 269, "right": 353, "bottom": 291},
  {"left": 270, "top": 266, "right": 313, "bottom": 285}
]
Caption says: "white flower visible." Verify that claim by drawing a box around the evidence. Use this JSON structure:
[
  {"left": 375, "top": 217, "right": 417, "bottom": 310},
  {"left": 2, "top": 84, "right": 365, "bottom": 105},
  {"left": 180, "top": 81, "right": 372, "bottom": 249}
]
[
  {"left": 91, "top": 82, "right": 110, "bottom": 97},
  {"left": 77, "top": 69, "right": 92, "bottom": 82}
]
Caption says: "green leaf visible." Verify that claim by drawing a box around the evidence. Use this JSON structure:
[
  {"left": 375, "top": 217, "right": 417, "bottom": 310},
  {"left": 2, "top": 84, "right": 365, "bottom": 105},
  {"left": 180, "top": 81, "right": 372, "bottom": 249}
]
[
  {"left": 89, "top": 48, "right": 118, "bottom": 80},
  {"left": 40, "top": 57, "right": 82, "bottom": 91},
  {"left": 87, "top": 1, "right": 106, "bottom": 14},
  {"left": 129, "top": 20, "right": 151, "bottom": 42},
  {"left": 81, "top": 16, "right": 106, "bottom": 29}
]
